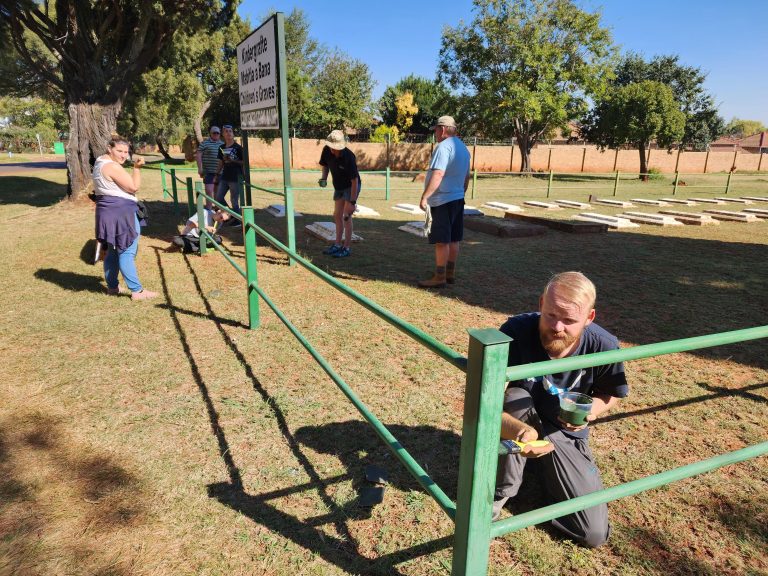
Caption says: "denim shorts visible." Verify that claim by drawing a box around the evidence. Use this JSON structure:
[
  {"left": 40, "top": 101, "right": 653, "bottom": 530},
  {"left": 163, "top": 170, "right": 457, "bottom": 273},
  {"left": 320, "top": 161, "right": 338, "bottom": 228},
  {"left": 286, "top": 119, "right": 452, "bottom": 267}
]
[{"left": 203, "top": 172, "right": 217, "bottom": 185}]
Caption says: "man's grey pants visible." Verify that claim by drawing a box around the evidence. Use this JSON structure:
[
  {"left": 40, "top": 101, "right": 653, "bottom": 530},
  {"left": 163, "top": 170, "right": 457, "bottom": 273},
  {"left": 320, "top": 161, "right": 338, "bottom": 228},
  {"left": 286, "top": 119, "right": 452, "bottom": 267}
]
[{"left": 496, "top": 387, "right": 610, "bottom": 547}]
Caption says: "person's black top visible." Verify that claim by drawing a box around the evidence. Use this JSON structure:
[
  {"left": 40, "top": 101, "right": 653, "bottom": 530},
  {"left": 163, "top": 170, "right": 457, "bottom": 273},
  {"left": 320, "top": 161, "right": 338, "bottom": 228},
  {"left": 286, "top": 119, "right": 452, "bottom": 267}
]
[
  {"left": 319, "top": 146, "right": 360, "bottom": 191},
  {"left": 217, "top": 142, "right": 244, "bottom": 182}
]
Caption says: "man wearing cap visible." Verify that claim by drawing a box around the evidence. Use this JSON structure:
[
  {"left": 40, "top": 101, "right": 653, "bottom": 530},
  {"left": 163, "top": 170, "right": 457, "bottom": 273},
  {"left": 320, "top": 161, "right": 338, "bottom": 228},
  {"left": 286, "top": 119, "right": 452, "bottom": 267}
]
[
  {"left": 196, "top": 126, "right": 223, "bottom": 209},
  {"left": 318, "top": 129, "right": 361, "bottom": 258},
  {"left": 418, "top": 115, "right": 471, "bottom": 288}
]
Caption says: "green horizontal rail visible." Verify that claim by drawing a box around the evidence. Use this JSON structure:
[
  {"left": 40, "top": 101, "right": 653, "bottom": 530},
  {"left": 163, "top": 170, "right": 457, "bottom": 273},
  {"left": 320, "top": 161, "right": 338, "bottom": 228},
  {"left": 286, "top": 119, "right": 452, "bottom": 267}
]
[
  {"left": 506, "top": 325, "right": 768, "bottom": 382},
  {"left": 251, "top": 281, "right": 457, "bottom": 519},
  {"left": 244, "top": 220, "right": 467, "bottom": 371},
  {"left": 198, "top": 191, "right": 242, "bottom": 222},
  {"left": 491, "top": 440, "right": 768, "bottom": 539},
  {"left": 200, "top": 230, "right": 246, "bottom": 278}
]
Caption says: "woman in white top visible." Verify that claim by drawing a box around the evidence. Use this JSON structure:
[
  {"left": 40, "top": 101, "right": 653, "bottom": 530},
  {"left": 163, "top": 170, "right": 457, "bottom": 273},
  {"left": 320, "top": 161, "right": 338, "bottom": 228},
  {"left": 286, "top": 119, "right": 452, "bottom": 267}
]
[{"left": 93, "top": 137, "right": 158, "bottom": 301}]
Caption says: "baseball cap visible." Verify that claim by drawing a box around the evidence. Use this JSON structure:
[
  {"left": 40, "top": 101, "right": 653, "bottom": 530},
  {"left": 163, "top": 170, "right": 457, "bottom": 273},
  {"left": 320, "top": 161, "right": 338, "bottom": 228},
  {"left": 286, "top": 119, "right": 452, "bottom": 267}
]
[
  {"left": 430, "top": 115, "right": 457, "bottom": 130},
  {"left": 325, "top": 130, "right": 347, "bottom": 150},
  {"left": 210, "top": 126, "right": 221, "bottom": 134}
]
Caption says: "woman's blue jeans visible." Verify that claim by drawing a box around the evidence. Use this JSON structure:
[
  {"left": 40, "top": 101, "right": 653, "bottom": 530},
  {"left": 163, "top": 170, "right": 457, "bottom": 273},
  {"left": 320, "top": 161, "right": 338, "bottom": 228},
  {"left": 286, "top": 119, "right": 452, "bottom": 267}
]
[{"left": 104, "top": 214, "right": 142, "bottom": 292}]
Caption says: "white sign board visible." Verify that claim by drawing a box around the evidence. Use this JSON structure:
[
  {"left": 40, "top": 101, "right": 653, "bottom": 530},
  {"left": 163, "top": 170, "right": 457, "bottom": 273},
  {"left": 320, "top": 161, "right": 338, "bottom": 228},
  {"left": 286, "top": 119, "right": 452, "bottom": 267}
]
[{"left": 237, "top": 16, "right": 278, "bottom": 130}]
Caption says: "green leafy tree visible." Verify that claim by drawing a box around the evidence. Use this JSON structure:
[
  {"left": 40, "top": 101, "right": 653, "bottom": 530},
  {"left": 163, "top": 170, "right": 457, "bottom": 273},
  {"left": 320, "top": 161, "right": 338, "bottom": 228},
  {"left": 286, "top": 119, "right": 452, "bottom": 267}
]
[
  {"left": 378, "top": 75, "right": 455, "bottom": 134},
  {"left": 304, "top": 51, "right": 375, "bottom": 133},
  {"left": 611, "top": 54, "right": 723, "bottom": 151},
  {"left": 0, "top": 0, "right": 236, "bottom": 199},
  {"left": 439, "top": 0, "right": 615, "bottom": 172},
  {"left": 582, "top": 80, "right": 685, "bottom": 177},
  {"left": 724, "top": 118, "right": 767, "bottom": 138}
]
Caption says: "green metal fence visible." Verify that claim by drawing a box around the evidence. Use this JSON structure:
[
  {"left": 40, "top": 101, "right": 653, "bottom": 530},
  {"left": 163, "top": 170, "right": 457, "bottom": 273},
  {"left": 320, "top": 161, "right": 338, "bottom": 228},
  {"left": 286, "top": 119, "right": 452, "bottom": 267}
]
[{"left": 184, "top": 185, "right": 766, "bottom": 575}]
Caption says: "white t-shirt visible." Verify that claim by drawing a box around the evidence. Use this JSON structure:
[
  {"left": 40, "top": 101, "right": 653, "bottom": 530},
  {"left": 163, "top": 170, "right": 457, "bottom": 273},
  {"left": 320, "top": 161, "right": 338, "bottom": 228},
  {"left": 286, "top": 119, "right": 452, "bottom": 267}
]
[
  {"left": 185, "top": 210, "right": 216, "bottom": 238},
  {"left": 92, "top": 157, "right": 138, "bottom": 202}
]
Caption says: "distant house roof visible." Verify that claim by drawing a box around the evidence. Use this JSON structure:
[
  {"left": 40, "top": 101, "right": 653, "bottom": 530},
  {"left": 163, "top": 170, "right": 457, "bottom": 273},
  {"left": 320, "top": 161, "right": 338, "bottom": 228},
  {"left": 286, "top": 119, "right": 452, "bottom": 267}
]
[{"left": 710, "top": 131, "right": 768, "bottom": 152}]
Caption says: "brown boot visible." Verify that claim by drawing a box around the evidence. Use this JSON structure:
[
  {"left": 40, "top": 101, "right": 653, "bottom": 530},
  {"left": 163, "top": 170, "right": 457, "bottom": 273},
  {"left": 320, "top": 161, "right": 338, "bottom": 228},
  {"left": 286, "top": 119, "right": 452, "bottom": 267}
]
[
  {"left": 418, "top": 266, "right": 447, "bottom": 288},
  {"left": 446, "top": 261, "right": 456, "bottom": 284}
]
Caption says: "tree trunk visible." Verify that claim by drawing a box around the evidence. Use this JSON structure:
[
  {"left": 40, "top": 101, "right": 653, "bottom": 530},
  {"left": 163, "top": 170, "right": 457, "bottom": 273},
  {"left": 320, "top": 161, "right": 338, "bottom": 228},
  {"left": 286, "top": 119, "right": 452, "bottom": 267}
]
[
  {"left": 638, "top": 142, "right": 648, "bottom": 181},
  {"left": 65, "top": 101, "right": 121, "bottom": 200},
  {"left": 517, "top": 137, "right": 534, "bottom": 173},
  {"left": 194, "top": 98, "right": 213, "bottom": 144},
  {"left": 156, "top": 134, "right": 172, "bottom": 160}
]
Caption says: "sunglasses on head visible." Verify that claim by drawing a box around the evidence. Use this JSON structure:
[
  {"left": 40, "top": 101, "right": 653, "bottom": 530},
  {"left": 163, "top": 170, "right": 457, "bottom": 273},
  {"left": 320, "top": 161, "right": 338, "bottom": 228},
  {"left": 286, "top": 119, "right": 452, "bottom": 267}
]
[{"left": 222, "top": 124, "right": 233, "bottom": 129}]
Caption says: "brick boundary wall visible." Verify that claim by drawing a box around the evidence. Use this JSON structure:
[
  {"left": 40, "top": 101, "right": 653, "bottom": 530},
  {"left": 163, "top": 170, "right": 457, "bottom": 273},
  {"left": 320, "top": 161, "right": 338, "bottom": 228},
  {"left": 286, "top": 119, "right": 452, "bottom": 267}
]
[{"left": 246, "top": 137, "right": 767, "bottom": 174}]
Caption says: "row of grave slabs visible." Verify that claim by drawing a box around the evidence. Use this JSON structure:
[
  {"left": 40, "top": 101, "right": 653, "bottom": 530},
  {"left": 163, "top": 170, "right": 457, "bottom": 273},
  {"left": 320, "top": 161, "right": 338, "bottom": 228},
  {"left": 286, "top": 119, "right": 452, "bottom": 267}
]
[{"left": 263, "top": 195, "right": 768, "bottom": 244}]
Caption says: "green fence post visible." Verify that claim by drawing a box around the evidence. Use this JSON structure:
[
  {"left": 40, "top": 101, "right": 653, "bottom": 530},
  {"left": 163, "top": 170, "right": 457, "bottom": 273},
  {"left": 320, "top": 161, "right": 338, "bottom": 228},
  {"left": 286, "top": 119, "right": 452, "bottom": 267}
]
[
  {"left": 160, "top": 162, "right": 168, "bottom": 199},
  {"left": 471, "top": 170, "right": 477, "bottom": 200},
  {"left": 452, "top": 329, "right": 511, "bottom": 576},
  {"left": 238, "top": 173, "right": 246, "bottom": 209},
  {"left": 673, "top": 172, "right": 679, "bottom": 195},
  {"left": 186, "top": 177, "right": 194, "bottom": 217},
  {"left": 725, "top": 171, "right": 732, "bottom": 194},
  {"left": 242, "top": 207, "right": 259, "bottom": 330},
  {"left": 170, "top": 169, "right": 180, "bottom": 217},
  {"left": 385, "top": 166, "right": 391, "bottom": 201},
  {"left": 546, "top": 170, "right": 553, "bottom": 198},
  {"left": 197, "top": 188, "right": 208, "bottom": 256},
  {"left": 195, "top": 180, "right": 204, "bottom": 206},
  {"left": 613, "top": 171, "right": 620, "bottom": 196}
]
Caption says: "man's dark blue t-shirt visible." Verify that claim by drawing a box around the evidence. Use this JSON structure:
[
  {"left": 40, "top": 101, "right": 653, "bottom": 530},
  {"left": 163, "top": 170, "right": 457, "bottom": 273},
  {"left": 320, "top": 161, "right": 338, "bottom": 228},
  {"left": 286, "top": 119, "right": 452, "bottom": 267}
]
[
  {"left": 499, "top": 312, "right": 629, "bottom": 439},
  {"left": 319, "top": 146, "right": 360, "bottom": 191}
]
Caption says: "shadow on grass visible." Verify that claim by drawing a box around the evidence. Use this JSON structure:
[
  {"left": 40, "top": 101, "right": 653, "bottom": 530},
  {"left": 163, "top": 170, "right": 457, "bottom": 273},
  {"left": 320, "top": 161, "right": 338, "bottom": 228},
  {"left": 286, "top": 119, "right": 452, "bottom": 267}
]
[
  {"left": 34, "top": 268, "right": 104, "bottom": 293},
  {"left": 597, "top": 381, "right": 768, "bottom": 426},
  {"left": 0, "top": 411, "right": 145, "bottom": 575},
  {"left": 152, "top": 247, "right": 456, "bottom": 575},
  {"left": 0, "top": 175, "right": 67, "bottom": 207}
]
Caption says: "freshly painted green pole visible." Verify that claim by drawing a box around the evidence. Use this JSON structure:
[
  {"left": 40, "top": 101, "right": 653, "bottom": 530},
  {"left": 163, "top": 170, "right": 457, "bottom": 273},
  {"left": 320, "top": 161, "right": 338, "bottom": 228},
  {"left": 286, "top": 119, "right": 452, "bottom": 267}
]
[
  {"left": 275, "top": 13, "right": 296, "bottom": 266},
  {"left": 242, "top": 207, "right": 259, "bottom": 329},
  {"left": 195, "top": 180, "right": 204, "bottom": 207},
  {"left": 186, "top": 177, "right": 194, "bottom": 217},
  {"left": 452, "top": 329, "right": 510, "bottom": 576},
  {"left": 160, "top": 163, "right": 168, "bottom": 199},
  {"left": 385, "top": 166, "right": 391, "bottom": 201},
  {"left": 506, "top": 325, "right": 768, "bottom": 382},
  {"left": 725, "top": 171, "right": 732, "bottom": 194},
  {"left": 196, "top": 189, "right": 208, "bottom": 256},
  {"left": 613, "top": 171, "right": 620, "bottom": 196},
  {"left": 492, "top": 441, "right": 768, "bottom": 539},
  {"left": 673, "top": 171, "right": 679, "bottom": 195},
  {"left": 546, "top": 170, "right": 553, "bottom": 198}
]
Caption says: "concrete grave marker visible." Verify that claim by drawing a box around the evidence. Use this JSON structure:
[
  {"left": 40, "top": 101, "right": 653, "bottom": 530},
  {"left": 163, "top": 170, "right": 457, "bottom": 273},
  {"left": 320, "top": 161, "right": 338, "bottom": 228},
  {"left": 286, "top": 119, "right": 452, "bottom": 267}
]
[
  {"left": 554, "top": 199, "right": 591, "bottom": 209},
  {"left": 714, "top": 197, "right": 753, "bottom": 204},
  {"left": 398, "top": 221, "right": 427, "bottom": 237},
  {"left": 660, "top": 198, "right": 697, "bottom": 205},
  {"left": 353, "top": 204, "right": 380, "bottom": 216},
  {"left": 305, "top": 222, "right": 363, "bottom": 242},
  {"left": 618, "top": 212, "right": 683, "bottom": 226},
  {"left": 740, "top": 196, "right": 768, "bottom": 203},
  {"left": 594, "top": 198, "right": 635, "bottom": 208},
  {"left": 574, "top": 213, "right": 639, "bottom": 228},
  {"left": 266, "top": 204, "right": 303, "bottom": 217},
  {"left": 701, "top": 209, "right": 759, "bottom": 222},
  {"left": 523, "top": 200, "right": 561, "bottom": 210},
  {"left": 631, "top": 198, "right": 670, "bottom": 206},
  {"left": 392, "top": 203, "right": 425, "bottom": 215},
  {"left": 657, "top": 210, "right": 720, "bottom": 226},
  {"left": 482, "top": 201, "right": 523, "bottom": 213},
  {"left": 689, "top": 197, "right": 726, "bottom": 204},
  {"left": 742, "top": 208, "right": 768, "bottom": 218},
  {"left": 464, "top": 205, "right": 484, "bottom": 215}
]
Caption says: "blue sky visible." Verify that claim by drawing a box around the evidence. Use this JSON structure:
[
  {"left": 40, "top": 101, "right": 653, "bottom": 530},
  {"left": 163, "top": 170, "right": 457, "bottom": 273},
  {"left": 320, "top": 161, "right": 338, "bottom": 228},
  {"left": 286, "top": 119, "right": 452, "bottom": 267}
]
[{"left": 239, "top": 0, "right": 768, "bottom": 125}]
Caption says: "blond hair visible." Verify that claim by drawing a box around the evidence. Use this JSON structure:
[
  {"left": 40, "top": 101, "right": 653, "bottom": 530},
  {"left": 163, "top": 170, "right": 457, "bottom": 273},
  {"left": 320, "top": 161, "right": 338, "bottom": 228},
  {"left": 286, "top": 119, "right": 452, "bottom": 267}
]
[{"left": 542, "top": 271, "right": 596, "bottom": 310}]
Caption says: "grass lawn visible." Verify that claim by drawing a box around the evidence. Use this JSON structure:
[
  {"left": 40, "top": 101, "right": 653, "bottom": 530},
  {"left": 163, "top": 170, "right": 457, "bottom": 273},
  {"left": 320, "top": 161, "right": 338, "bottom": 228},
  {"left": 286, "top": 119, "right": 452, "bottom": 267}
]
[{"left": 1, "top": 161, "right": 766, "bottom": 576}]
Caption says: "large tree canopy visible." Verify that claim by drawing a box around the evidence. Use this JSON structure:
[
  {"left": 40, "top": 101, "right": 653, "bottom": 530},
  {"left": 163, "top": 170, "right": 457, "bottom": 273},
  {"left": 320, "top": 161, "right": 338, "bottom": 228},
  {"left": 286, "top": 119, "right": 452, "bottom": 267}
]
[
  {"left": 724, "top": 118, "right": 767, "bottom": 139},
  {"left": 582, "top": 80, "right": 685, "bottom": 176},
  {"left": 439, "top": 0, "right": 616, "bottom": 172},
  {"left": 610, "top": 54, "right": 723, "bottom": 151},
  {"left": 0, "top": 0, "right": 236, "bottom": 199}
]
